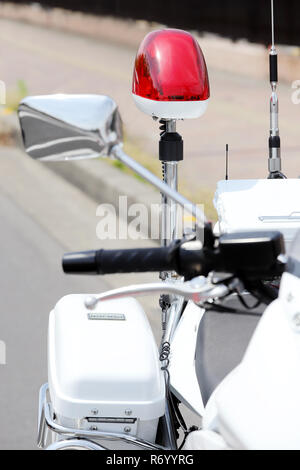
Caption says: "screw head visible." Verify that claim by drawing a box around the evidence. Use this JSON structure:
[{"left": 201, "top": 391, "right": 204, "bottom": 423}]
[
  {"left": 90, "top": 425, "right": 98, "bottom": 431},
  {"left": 91, "top": 409, "right": 98, "bottom": 416},
  {"left": 124, "top": 426, "right": 131, "bottom": 433},
  {"left": 125, "top": 409, "right": 132, "bottom": 416}
]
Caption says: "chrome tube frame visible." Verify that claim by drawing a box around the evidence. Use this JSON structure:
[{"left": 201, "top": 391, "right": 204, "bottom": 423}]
[
  {"left": 38, "top": 384, "right": 168, "bottom": 451},
  {"left": 46, "top": 439, "right": 107, "bottom": 451}
]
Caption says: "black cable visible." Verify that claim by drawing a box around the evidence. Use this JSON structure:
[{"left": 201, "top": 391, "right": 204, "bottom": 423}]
[
  {"left": 165, "top": 369, "right": 188, "bottom": 437},
  {"left": 245, "top": 280, "right": 279, "bottom": 305},
  {"left": 236, "top": 291, "right": 261, "bottom": 310},
  {"left": 160, "top": 341, "right": 200, "bottom": 450},
  {"left": 178, "top": 426, "right": 199, "bottom": 451},
  {"left": 160, "top": 342, "right": 188, "bottom": 443}
]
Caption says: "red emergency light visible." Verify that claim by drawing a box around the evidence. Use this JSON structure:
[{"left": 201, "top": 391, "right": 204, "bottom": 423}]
[{"left": 132, "top": 29, "right": 210, "bottom": 119}]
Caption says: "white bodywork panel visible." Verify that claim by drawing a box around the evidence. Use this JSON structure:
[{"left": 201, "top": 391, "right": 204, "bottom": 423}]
[
  {"left": 169, "top": 301, "right": 205, "bottom": 417},
  {"left": 206, "top": 272, "right": 300, "bottom": 450},
  {"left": 214, "top": 179, "right": 300, "bottom": 251},
  {"left": 48, "top": 294, "right": 165, "bottom": 442}
]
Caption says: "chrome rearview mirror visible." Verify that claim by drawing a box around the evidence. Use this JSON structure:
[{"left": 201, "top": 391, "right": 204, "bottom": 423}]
[
  {"left": 18, "top": 94, "right": 123, "bottom": 161},
  {"left": 18, "top": 93, "right": 206, "bottom": 227}
]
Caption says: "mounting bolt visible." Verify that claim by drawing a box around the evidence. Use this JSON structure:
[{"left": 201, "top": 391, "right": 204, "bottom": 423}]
[
  {"left": 124, "top": 426, "right": 131, "bottom": 433},
  {"left": 91, "top": 409, "right": 98, "bottom": 416},
  {"left": 125, "top": 410, "right": 132, "bottom": 416},
  {"left": 90, "top": 425, "right": 98, "bottom": 431}
]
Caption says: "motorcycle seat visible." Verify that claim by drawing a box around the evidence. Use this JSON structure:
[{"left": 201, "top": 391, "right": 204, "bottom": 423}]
[{"left": 195, "top": 294, "right": 264, "bottom": 406}]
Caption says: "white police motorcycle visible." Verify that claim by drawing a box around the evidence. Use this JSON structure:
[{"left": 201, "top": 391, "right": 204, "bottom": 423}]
[{"left": 18, "top": 8, "right": 300, "bottom": 450}]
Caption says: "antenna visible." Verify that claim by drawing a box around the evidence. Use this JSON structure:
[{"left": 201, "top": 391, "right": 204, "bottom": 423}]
[
  {"left": 269, "top": 0, "right": 278, "bottom": 90},
  {"left": 271, "top": 0, "right": 275, "bottom": 50},
  {"left": 268, "top": 0, "right": 286, "bottom": 179},
  {"left": 225, "top": 144, "right": 229, "bottom": 180}
]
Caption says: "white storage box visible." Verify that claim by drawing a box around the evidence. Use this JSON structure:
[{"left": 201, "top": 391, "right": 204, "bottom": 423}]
[
  {"left": 214, "top": 179, "right": 300, "bottom": 252},
  {"left": 48, "top": 294, "right": 165, "bottom": 444}
]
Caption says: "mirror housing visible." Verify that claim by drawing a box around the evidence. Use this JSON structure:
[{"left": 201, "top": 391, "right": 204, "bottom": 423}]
[
  {"left": 18, "top": 94, "right": 123, "bottom": 161},
  {"left": 17, "top": 93, "right": 207, "bottom": 226}
]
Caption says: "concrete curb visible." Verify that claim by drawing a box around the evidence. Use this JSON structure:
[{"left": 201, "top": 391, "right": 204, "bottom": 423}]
[
  {"left": 46, "top": 158, "right": 161, "bottom": 241},
  {"left": 46, "top": 158, "right": 161, "bottom": 217}
]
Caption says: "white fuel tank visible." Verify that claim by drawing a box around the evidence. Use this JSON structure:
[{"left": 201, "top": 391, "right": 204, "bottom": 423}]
[{"left": 48, "top": 294, "right": 165, "bottom": 444}]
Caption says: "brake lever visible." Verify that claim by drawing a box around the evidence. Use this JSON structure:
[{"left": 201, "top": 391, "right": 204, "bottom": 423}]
[{"left": 84, "top": 277, "right": 231, "bottom": 310}]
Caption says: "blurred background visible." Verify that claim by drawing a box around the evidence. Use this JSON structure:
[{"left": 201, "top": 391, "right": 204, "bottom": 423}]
[
  {"left": 1, "top": 0, "right": 300, "bottom": 217},
  {"left": 0, "top": 0, "right": 300, "bottom": 449}
]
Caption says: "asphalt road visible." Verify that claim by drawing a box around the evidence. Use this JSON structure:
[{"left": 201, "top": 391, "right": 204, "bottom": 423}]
[{"left": 0, "top": 146, "right": 161, "bottom": 449}]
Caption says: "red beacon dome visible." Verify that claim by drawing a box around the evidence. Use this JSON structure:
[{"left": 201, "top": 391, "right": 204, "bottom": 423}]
[{"left": 132, "top": 29, "right": 210, "bottom": 120}]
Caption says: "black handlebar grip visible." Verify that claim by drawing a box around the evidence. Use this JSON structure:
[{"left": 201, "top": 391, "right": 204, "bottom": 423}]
[
  {"left": 63, "top": 247, "right": 178, "bottom": 275},
  {"left": 63, "top": 250, "right": 98, "bottom": 274},
  {"left": 96, "top": 247, "right": 178, "bottom": 274}
]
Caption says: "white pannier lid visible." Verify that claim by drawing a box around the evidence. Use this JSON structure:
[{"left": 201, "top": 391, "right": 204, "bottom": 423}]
[
  {"left": 48, "top": 295, "right": 165, "bottom": 421},
  {"left": 214, "top": 179, "right": 300, "bottom": 250}
]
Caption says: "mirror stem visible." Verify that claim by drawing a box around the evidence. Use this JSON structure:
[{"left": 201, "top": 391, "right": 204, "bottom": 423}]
[{"left": 111, "top": 145, "right": 207, "bottom": 227}]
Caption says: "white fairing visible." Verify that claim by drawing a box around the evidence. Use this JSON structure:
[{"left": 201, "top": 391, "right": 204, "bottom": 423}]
[
  {"left": 206, "top": 272, "right": 300, "bottom": 450},
  {"left": 169, "top": 301, "right": 205, "bottom": 417},
  {"left": 48, "top": 295, "right": 165, "bottom": 443},
  {"left": 214, "top": 179, "right": 300, "bottom": 251},
  {"left": 132, "top": 94, "right": 209, "bottom": 119}
]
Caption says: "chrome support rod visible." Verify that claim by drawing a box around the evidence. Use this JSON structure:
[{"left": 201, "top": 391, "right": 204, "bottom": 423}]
[
  {"left": 38, "top": 383, "right": 49, "bottom": 448},
  {"left": 159, "top": 120, "right": 184, "bottom": 349},
  {"left": 161, "top": 119, "right": 181, "bottom": 247},
  {"left": 161, "top": 161, "right": 179, "bottom": 246}
]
